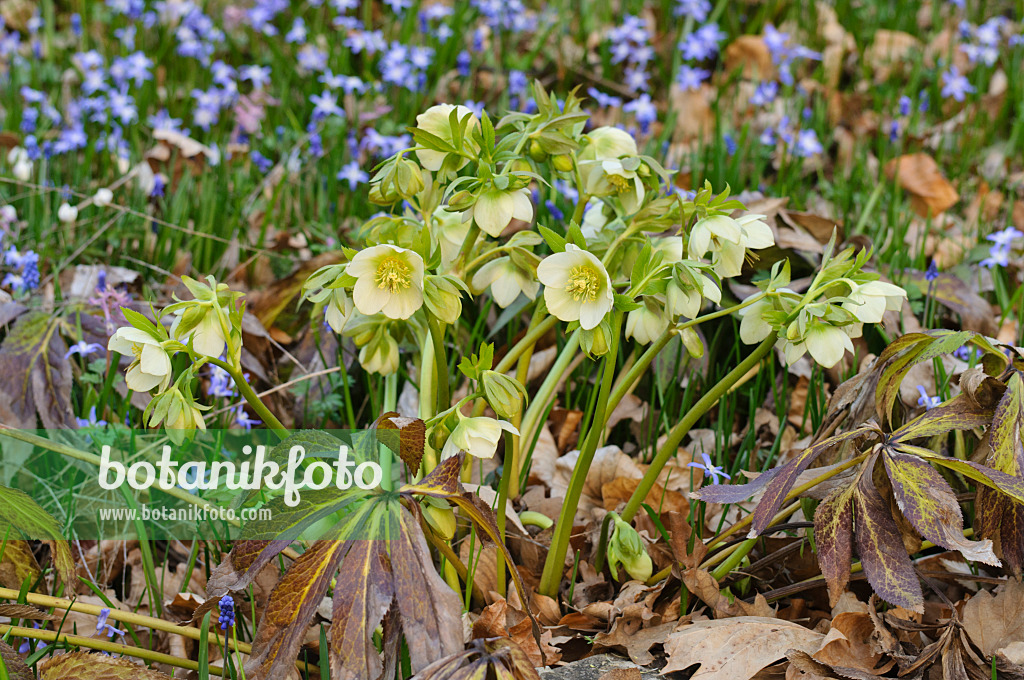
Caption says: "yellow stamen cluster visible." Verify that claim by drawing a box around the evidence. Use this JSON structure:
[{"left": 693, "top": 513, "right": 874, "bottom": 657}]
[
  {"left": 376, "top": 257, "right": 412, "bottom": 293},
  {"left": 565, "top": 266, "right": 601, "bottom": 302},
  {"left": 606, "top": 173, "right": 632, "bottom": 194}
]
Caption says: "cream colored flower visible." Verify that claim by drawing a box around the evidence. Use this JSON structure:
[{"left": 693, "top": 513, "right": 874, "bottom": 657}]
[
  {"left": 359, "top": 331, "right": 399, "bottom": 375},
  {"left": 625, "top": 298, "right": 668, "bottom": 344},
  {"left": 108, "top": 326, "right": 173, "bottom": 393},
  {"left": 324, "top": 288, "right": 353, "bottom": 333},
  {"left": 171, "top": 309, "right": 227, "bottom": 358},
  {"left": 441, "top": 414, "right": 519, "bottom": 460},
  {"left": 689, "top": 213, "right": 774, "bottom": 278},
  {"left": 537, "top": 245, "right": 614, "bottom": 330},
  {"left": 582, "top": 159, "right": 646, "bottom": 213},
  {"left": 841, "top": 280, "right": 906, "bottom": 323},
  {"left": 8, "top": 147, "right": 31, "bottom": 181},
  {"left": 433, "top": 207, "right": 471, "bottom": 269},
  {"left": 665, "top": 272, "right": 721, "bottom": 319},
  {"left": 580, "top": 126, "right": 638, "bottom": 161},
  {"left": 414, "top": 104, "right": 481, "bottom": 172},
  {"left": 465, "top": 187, "right": 533, "bottom": 237},
  {"left": 349, "top": 244, "right": 425, "bottom": 320},
  {"left": 738, "top": 297, "right": 776, "bottom": 344},
  {"left": 472, "top": 257, "right": 539, "bottom": 308},
  {"left": 783, "top": 322, "right": 855, "bottom": 369}
]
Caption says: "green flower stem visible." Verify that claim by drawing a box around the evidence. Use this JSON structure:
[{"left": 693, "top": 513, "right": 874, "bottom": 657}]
[
  {"left": 494, "top": 315, "right": 559, "bottom": 375},
  {"left": 602, "top": 296, "right": 769, "bottom": 432},
  {"left": 428, "top": 315, "right": 450, "bottom": 415},
  {"left": 495, "top": 427, "right": 517, "bottom": 599},
  {"left": 455, "top": 224, "right": 481, "bottom": 275},
  {"left": 570, "top": 192, "right": 591, "bottom": 225},
  {"left": 538, "top": 313, "right": 624, "bottom": 598},
  {"left": 619, "top": 336, "right": 775, "bottom": 525},
  {"left": 207, "top": 357, "right": 287, "bottom": 437},
  {"left": 381, "top": 371, "right": 399, "bottom": 491},
  {"left": 518, "top": 330, "right": 582, "bottom": 461}
]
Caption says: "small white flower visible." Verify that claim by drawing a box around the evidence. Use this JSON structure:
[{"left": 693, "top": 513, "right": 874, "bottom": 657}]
[
  {"left": 441, "top": 414, "right": 519, "bottom": 460},
  {"left": 93, "top": 188, "right": 114, "bottom": 207},
  {"left": 348, "top": 244, "right": 425, "bottom": 320},
  {"left": 537, "top": 244, "right": 614, "bottom": 330},
  {"left": 7, "top": 147, "right": 31, "bottom": 181},
  {"left": 580, "top": 126, "right": 638, "bottom": 161},
  {"left": 58, "top": 203, "right": 79, "bottom": 224},
  {"left": 841, "top": 280, "right": 906, "bottom": 324},
  {"left": 471, "top": 257, "right": 539, "bottom": 308},
  {"left": 465, "top": 187, "right": 533, "bottom": 237},
  {"left": 108, "top": 326, "right": 173, "bottom": 393},
  {"left": 414, "top": 104, "right": 481, "bottom": 172},
  {"left": 625, "top": 299, "right": 668, "bottom": 344},
  {"left": 689, "top": 213, "right": 774, "bottom": 279}
]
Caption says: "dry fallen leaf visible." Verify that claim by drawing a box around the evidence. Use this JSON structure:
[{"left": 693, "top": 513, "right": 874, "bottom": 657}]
[
  {"left": 884, "top": 153, "right": 959, "bottom": 217},
  {"left": 962, "top": 579, "right": 1024, "bottom": 665},
  {"left": 663, "top": 617, "right": 825, "bottom": 679}
]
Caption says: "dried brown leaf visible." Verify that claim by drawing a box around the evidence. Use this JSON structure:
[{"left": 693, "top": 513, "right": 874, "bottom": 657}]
[
  {"left": 884, "top": 154, "right": 959, "bottom": 217},
  {"left": 663, "top": 617, "right": 824, "bottom": 679}
]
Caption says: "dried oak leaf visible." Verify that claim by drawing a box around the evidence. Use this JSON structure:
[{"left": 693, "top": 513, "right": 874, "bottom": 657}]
[
  {"left": 680, "top": 568, "right": 774, "bottom": 619},
  {"left": 472, "top": 596, "right": 561, "bottom": 666},
  {"left": 663, "top": 617, "right": 824, "bottom": 679},
  {"left": 592, "top": 616, "right": 676, "bottom": 666},
  {"left": 38, "top": 652, "right": 175, "bottom": 679},
  {"left": 884, "top": 153, "right": 959, "bottom": 217},
  {"left": 962, "top": 579, "right": 1024, "bottom": 666}
]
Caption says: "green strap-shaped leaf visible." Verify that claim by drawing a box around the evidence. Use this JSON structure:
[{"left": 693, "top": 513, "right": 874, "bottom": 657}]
[
  {"left": 853, "top": 462, "right": 923, "bottom": 612},
  {"left": 882, "top": 449, "right": 999, "bottom": 566}
]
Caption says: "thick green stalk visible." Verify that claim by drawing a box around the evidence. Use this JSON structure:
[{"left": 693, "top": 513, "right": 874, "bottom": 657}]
[
  {"left": 620, "top": 336, "right": 775, "bottom": 524},
  {"left": 538, "top": 314, "right": 623, "bottom": 598},
  {"left": 518, "top": 330, "right": 581, "bottom": 459},
  {"left": 207, "top": 357, "right": 287, "bottom": 437},
  {"left": 428, "top": 316, "right": 450, "bottom": 414}
]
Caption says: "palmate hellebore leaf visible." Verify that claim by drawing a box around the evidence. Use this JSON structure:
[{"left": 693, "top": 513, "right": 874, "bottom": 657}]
[
  {"left": 693, "top": 424, "right": 877, "bottom": 538},
  {"left": 977, "top": 372, "right": 1024, "bottom": 573},
  {"left": 851, "top": 457, "right": 924, "bottom": 612},
  {"left": 206, "top": 416, "right": 541, "bottom": 680}
]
